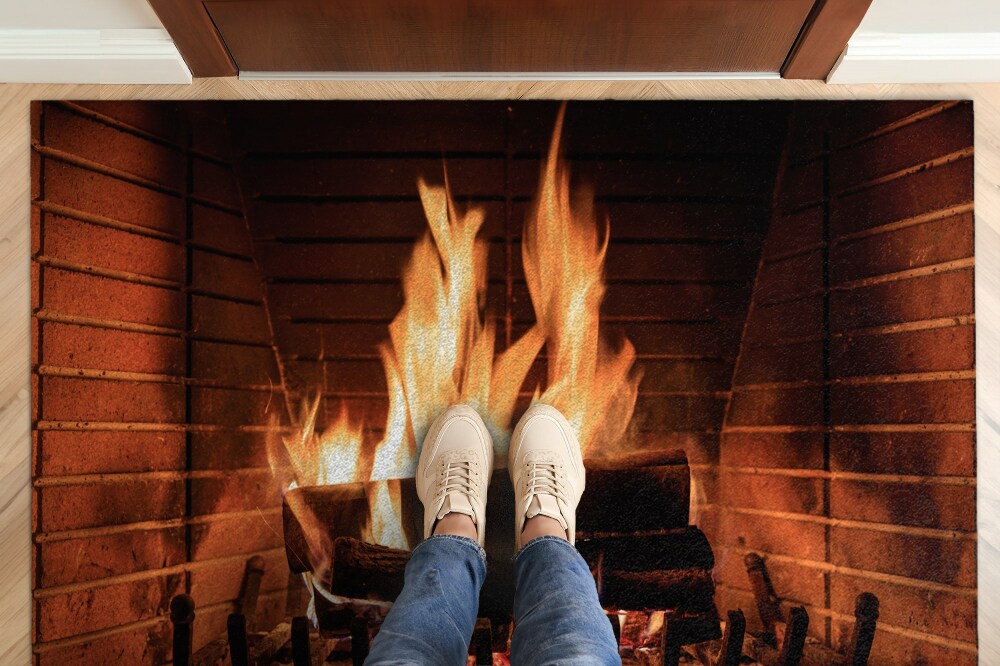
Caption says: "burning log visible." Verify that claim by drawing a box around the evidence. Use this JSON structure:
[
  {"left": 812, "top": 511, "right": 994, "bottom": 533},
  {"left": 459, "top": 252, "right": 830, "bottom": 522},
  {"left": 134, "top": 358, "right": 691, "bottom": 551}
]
[
  {"left": 312, "top": 585, "right": 391, "bottom": 637},
  {"left": 598, "top": 567, "right": 715, "bottom": 614},
  {"left": 577, "top": 528, "right": 714, "bottom": 572},
  {"left": 249, "top": 621, "right": 293, "bottom": 665},
  {"left": 169, "top": 594, "right": 195, "bottom": 666},
  {"left": 329, "top": 537, "right": 409, "bottom": 599},
  {"left": 284, "top": 483, "right": 371, "bottom": 574},
  {"left": 579, "top": 450, "right": 690, "bottom": 534},
  {"left": 283, "top": 452, "right": 692, "bottom": 576}
]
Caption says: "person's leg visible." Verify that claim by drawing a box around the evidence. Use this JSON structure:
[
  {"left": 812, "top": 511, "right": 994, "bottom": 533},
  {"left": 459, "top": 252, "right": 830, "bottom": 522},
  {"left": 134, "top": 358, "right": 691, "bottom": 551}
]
[
  {"left": 507, "top": 405, "right": 621, "bottom": 666},
  {"left": 365, "top": 404, "right": 495, "bottom": 666},
  {"left": 510, "top": 530, "right": 620, "bottom": 665},
  {"left": 364, "top": 531, "right": 485, "bottom": 665}
]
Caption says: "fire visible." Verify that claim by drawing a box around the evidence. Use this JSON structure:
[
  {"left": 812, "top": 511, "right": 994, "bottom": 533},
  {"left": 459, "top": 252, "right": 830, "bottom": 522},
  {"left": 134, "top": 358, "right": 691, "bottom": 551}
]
[
  {"left": 376, "top": 176, "right": 544, "bottom": 470},
  {"left": 522, "top": 106, "right": 642, "bottom": 457},
  {"left": 281, "top": 396, "right": 364, "bottom": 486},
  {"left": 271, "top": 104, "right": 641, "bottom": 579}
]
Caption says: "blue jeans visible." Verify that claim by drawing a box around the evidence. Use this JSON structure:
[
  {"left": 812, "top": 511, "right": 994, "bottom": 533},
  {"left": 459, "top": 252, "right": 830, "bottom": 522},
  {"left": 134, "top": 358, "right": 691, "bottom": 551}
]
[{"left": 364, "top": 534, "right": 621, "bottom": 666}]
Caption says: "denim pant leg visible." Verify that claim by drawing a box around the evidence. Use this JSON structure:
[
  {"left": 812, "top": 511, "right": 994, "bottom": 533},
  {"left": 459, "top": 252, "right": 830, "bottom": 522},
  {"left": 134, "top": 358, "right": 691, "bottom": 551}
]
[
  {"left": 510, "top": 536, "right": 621, "bottom": 666},
  {"left": 365, "top": 534, "right": 486, "bottom": 666}
]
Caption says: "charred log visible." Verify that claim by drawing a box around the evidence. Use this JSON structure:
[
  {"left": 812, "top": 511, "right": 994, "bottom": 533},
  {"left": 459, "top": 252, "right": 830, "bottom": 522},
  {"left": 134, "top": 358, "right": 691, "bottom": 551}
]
[
  {"left": 284, "top": 483, "right": 369, "bottom": 574},
  {"left": 328, "top": 536, "right": 409, "bottom": 599},
  {"left": 579, "top": 450, "right": 690, "bottom": 534},
  {"left": 283, "top": 451, "right": 692, "bottom": 576},
  {"left": 577, "top": 528, "right": 715, "bottom": 572}
]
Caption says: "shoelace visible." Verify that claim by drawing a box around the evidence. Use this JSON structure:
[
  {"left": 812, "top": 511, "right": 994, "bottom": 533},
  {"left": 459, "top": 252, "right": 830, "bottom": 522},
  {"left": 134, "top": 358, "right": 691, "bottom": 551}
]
[
  {"left": 525, "top": 461, "right": 568, "bottom": 503},
  {"left": 436, "top": 460, "right": 478, "bottom": 502}
]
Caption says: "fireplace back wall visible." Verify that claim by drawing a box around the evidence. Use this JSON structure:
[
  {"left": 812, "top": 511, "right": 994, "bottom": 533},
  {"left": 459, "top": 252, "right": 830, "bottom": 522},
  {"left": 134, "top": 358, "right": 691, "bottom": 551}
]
[{"left": 29, "top": 100, "right": 975, "bottom": 664}]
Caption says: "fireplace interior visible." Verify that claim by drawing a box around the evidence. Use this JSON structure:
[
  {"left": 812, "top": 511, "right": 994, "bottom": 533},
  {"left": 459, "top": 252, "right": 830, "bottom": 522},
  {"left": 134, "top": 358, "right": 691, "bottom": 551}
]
[{"left": 30, "top": 100, "right": 975, "bottom": 665}]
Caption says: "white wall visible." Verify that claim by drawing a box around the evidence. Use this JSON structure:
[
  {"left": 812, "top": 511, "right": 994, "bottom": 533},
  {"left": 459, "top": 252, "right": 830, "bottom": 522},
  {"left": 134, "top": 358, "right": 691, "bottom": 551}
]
[
  {"left": 853, "top": 0, "right": 1000, "bottom": 34},
  {"left": 830, "top": 0, "right": 1000, "bottom": 83},
  {"left": 0, "top": 0, "right": 163, "bottom": 30},
  {"left": 0, "top": 0, "right": 190, "bottom": 84}
]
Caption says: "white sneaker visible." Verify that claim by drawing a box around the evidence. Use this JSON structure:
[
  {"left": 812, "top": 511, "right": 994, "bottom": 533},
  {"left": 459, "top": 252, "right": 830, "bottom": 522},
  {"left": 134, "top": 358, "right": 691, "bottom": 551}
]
[
  {"left": 508, "top": 404, "right": 586, "bottom": 549},
  {"left": 415, "top": 404, "right": 494, "bottom": 547}
]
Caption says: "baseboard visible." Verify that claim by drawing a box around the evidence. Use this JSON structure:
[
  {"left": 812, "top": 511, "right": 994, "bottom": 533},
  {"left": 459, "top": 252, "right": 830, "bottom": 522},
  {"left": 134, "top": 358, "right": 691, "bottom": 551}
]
[
  {"left": 0, "top": 28, "right": 191, "bottom": 84},
  {"left": 829, "top": 31, "right": 1000, "bottom": 83}
]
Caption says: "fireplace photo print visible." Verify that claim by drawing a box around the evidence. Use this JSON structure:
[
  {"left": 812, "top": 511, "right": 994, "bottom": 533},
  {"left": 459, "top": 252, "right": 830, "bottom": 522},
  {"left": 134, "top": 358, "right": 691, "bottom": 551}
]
[{"left": 30, "top": 100, "right": 975, "bottom": 665}]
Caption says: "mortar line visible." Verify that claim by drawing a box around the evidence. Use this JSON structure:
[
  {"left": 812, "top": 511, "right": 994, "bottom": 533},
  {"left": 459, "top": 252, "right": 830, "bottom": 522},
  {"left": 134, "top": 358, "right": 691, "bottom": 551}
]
[
  {"left": 714, "top": 544, "right": 977, "bottom": 595},
  {"left": 832, "top": 146, "right": 973, "bottom": 198},
  {"left": 835, "top": 101, "right": 966, "bottom": 151},
  {"left": 31, "top": 589, "right": 290, "bottom": 654},
  {"left": 710, "top": 505, "right": 976, "bottom": 540},
  {"left": 55, "top": 101, "right": 187, "bottom": 152}
]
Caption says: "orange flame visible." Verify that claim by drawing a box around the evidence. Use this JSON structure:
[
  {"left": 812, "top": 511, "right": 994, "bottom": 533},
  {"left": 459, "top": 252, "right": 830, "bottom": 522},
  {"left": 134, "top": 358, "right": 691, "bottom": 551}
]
[
  {"left": 378, "top": 176, "right": 543, "bottom": 470},
  {"left": 281, "top": 396, "right": 364, "bottom": 486},
  {"left": 522, "top": 105, "right": 642, "bottom": 457},
  {"left": 272, "top": 106, "right": 641, "bottom": 586}
]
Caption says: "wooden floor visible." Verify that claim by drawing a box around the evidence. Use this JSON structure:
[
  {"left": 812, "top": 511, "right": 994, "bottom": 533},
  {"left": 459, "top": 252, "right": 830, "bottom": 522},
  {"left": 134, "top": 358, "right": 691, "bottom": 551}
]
[{"left": 1, "top": 79, "right": 998, "bottom": 665}]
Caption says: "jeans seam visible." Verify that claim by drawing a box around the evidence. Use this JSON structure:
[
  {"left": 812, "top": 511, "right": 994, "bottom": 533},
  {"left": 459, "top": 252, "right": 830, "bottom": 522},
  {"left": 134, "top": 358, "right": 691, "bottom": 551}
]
[
  {"left": 417, "top": 533, "right": 487, "bottom": 564},
  {"left": 512, "top": 534, "right": 576, "bottom": 563}
]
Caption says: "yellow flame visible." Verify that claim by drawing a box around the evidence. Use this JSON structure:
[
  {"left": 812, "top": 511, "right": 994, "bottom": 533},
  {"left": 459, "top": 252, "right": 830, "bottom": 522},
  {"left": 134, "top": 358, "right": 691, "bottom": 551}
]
[
  {"left": 273, "top": 172, "right": 543, "bottom": 570},
  {"left": 367, "top": 480, "right": 407, "bottom": 549},
  {"left": 280, "top": 395, "right": 364, "bottom": 486},
  {"left": 383, "top": 177, "right": 543, "bottom": 462},
  {"left": 522, "top": 104, "right": 642, "bottom": 457},
  {"left": 272, "top": 106, "right": 641, "bottom": 584}
]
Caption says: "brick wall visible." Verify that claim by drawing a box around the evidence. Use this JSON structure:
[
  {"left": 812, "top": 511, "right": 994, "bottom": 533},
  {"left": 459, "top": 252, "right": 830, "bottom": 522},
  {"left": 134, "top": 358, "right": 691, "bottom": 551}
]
[
  {"left": 225, "top": 100, "right": 787, "bottom": 479},
  {"left": 711, "top": 101, "right": 976, "bottom": 664},
  {"left": 31, "top": 102, "right": 288, "bottom": 663}
]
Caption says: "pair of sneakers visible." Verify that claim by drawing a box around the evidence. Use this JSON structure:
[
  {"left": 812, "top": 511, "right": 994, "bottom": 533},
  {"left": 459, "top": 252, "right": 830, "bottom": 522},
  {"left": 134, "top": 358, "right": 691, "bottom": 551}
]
[{"left": 415, "top": 403, "right": 585, "bottom": 550}]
